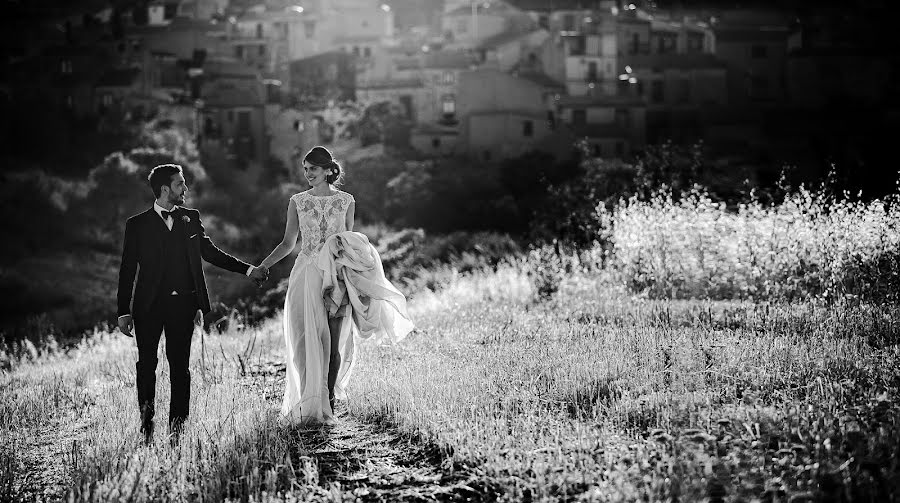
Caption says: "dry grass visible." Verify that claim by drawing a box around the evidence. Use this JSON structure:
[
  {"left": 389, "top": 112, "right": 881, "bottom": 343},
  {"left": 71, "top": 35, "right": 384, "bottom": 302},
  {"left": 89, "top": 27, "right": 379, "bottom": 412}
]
[
  {"left": 608, "top": 187, "right": 900, "bottom": 301},
  {"left": 2, "top": 262, "right": 898, "bottom": 501}
]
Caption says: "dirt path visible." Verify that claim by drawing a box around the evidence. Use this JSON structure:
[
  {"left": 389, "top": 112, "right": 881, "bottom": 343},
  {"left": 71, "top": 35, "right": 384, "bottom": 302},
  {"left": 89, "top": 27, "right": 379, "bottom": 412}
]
[
  {"left": 243, "top": 361, "right": 501, "bottom": 502},
  {"left": 8, "top": 412, "right": 87, "bottom": 502},
  {"left": 8, "top": 361, "right": 497, "bottom": 502}
]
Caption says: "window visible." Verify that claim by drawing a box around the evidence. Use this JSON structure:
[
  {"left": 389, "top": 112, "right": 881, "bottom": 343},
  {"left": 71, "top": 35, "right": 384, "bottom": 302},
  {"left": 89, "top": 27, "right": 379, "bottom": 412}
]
[
  {"left": 562, "top": 14, "right": 575, "bottom": 31},
  {"left": 482, "top": 150, "right": 492, "bottom": 161},
  {"left": 678, "top": 78, "right": 690, "bottom": 103},
  {"left": 523, "top": 120, "right": 534, "bottom": 137},
  {"left": 572, "top": 109, "right": 587, "bottom": 126},
  {"left": 630, "top": 33, "right": 639, "bottom": 54},
  {"left": 363, "top": 46, "right": 371, "bottom": 58},
  {"left": 587, "top": 61, "right": 598, "bottom": 81},
  {"left": 457, "top": 18, "right": 467, "bottom": 33},
  {"left": 65, "top": 95, "right": 74, "bottom": 108},
  {"left": 61, "top": 60, "right": 72, "bottom": 74},
  {"left": 227, "top": 110, "right": 234, "bottom": 122},
  {"left": 568, "top": 36, "right": 585, "bottom": 56},
  {"left": 751, "top": 45, "right": 767, "bottom": 58},
  {"left": 651, "top": 80, "right": 664, "bottom": 103},
  {"left": 615, "top": 141, "right": 625, "bottom": 158},
  {"left": 256, "top": 23, "right": 263, "bottom": 38},
  {"left": 547, "top": 110, "right": 556, "bottom": 130},
  {"left": 592, "top": 143, "right": 602, "bottom": 156},
  {"left": 432, "top": 137, "right": 441, "bottom": 148},
  {"left": 442, "top": 72, "right": 455, "bottom": 85},
  {"left": 258, "top": 44, "right": 266, "bottom": 56},
  {"left": 688, "top": 35, "right": 702, "bottom": 53},
  {"left": 352, "top": 46, "right": 360, "bottom": 56},
  {"left": 102, "top": 94, "right": 112, "bottom": 106},
  {"left": 304, "top": 20, "right": 316, "bottom": 39},
  {"left": 442, "top": 94, "right": 456, "bottom": 115},
  {"left": 615, "top": 108, "right": 628, "bottom": 127},
  {"left": 235, "top": 45, "right": 244, "bottom": 58},
  {"left": 538, "top": 14, "right": 549, "bottom": 29}
]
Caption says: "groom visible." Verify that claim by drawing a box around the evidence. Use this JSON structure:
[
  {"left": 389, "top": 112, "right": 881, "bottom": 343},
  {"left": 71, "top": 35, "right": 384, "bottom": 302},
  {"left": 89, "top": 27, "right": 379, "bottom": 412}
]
[{"left": 117, "top": 163, "right": 268, "bottom": 444}]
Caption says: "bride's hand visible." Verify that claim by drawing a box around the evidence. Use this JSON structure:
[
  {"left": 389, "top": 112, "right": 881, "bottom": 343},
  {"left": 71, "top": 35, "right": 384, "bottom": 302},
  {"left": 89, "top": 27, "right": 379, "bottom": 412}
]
[{"left": 250, "top": 265, "right": 269, "bottom": 287}]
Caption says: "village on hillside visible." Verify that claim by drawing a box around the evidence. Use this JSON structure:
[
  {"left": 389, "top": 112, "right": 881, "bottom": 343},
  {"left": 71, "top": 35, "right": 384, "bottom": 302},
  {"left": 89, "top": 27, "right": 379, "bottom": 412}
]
[{"left": 3, "top": 0, "right": 889, "bottom": 180}]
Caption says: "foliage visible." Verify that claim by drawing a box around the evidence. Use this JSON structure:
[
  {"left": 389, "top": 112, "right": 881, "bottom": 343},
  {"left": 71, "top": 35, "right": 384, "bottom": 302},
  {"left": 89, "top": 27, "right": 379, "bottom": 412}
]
[
  {"left": 384, "top": 158, "right": 521, "bottom": 232},
  {"left": 341, "top": 155, "right": 406, "bottom": 224},
  {"left": 529, "top": 158, "right": 636, "bottom": 249},
  {"left": 236, "top": 226, "right": 523, "bottom": 324},
  {"left": 607, "top": 185, "right": 900, "bottom": 302},
  {"left": 356, "top": 101, "right": 412, "bottom": 148}
]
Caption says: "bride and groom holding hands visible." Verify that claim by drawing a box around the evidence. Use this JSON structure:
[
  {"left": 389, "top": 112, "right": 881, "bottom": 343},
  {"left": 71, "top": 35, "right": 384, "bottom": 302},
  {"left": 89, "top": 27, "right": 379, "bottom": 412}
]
[{"left": 117, "top": 146, "right": 413, "bottom": 445}]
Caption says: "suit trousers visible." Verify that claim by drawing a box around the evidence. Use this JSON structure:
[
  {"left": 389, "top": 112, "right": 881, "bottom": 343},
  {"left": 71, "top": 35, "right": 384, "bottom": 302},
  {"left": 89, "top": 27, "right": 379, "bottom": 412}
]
[{"left": 134, "top": 292, "right": 198, "bottom": 429}]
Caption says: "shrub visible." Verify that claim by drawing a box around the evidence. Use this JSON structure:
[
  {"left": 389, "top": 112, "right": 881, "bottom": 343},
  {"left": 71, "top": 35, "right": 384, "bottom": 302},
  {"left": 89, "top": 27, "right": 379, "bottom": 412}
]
[{"left": 608, "top": 186, "right": 900, "bottom": 303}]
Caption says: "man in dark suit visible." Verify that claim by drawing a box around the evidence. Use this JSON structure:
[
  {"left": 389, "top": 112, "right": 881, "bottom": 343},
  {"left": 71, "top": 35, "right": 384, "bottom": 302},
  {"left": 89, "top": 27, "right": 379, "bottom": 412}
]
[{"left": 117, "top": 164, "right": 269, "bottom": 445}]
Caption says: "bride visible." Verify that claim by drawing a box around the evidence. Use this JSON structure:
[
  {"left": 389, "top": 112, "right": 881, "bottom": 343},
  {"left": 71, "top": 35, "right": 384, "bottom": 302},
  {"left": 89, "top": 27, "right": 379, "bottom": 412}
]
[{"left": 256, "top": 146, "right": 413, "bottom": 424}]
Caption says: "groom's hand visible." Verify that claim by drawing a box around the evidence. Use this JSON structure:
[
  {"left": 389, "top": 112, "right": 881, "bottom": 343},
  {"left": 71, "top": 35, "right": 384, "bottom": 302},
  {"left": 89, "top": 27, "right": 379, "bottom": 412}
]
[
  {"left": 249, "top": 265, "right": 269, "bottom": 287},
  {"left": 118, "top": 315, "right": 134, "bottom": 337}
]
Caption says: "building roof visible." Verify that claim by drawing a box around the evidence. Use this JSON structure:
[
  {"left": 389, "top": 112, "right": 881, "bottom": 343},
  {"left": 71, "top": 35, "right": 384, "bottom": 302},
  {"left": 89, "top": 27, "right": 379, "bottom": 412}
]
[
  {"left": 425, "top": 50, "right": 478, "bottom": 69},
  {"left": 357, "top": 78, "right": 424, "bottom": 90},
  {"left": 514, "top": 70, "right": 565, "bottom": 90},
  {"left": 95, "top": 67, "right": 142, "bottom": 88},
  {"left": 234, "top": 8, "right": 307, "bottom": 22},
  {"left": 289, "top": 50, "right": 352, "bottom": 65},
  {"left": 202, "top": 81, "right": 264, "bottom": 107},
  {"left": 395, "top": 50, "right": 477, "bottom": 70},
  {"left": 556, "top": 94, "right": 646, "bottom": 107},
  {"left": 413, "top": 122, "right": 460, "bottom": 135},
  {"left": 477, "top": 28, "right": 544, "bottom": 49},
  {"left": 334, "top": 34, "right": 385, "bottom": 43},
  {"left": 713, "top": 26, "right": 791, "bottom": 43},
  {"left": 505, "top": 0, "right": 597, "bottom": 12},
  {"left": 624, "top": 53, "right": 728, "bottom": 70},
  {"left": 203, "top": 59, "right": 261, "bottom": 79},
  {"left": 445, "top": 1, "right": 517, "bottom": 17},
  {"left": 128, "top": 16, "right": 227, "bottom": 36},
  {"left": 468, "top": 109, "right": 548, "bottom": 120}
]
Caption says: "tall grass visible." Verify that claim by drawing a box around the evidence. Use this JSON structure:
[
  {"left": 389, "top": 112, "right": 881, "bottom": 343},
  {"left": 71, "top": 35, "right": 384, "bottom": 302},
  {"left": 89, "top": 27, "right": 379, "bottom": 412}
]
[
  {"left": 4, "top": 261, "right": 897, "bottom": 501},
  {"left": 607, "top": 186, "right": 900, "bottom": 302}
]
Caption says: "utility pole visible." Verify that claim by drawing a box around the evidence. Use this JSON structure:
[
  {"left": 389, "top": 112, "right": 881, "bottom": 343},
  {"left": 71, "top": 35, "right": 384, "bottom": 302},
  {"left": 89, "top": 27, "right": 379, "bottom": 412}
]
[{"left": 471, "top": 0, "right": 478, "bottom": 41}]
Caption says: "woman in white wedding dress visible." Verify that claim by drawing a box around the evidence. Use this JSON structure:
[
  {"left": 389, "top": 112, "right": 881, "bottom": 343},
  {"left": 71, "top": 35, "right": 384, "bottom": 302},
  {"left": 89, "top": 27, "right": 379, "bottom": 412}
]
[{"left": 257, "top": 146, "right": 413, "bottom": 424}]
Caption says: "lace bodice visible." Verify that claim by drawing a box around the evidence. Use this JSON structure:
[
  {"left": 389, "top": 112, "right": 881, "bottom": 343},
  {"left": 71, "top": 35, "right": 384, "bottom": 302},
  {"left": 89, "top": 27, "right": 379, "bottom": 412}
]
[{"left": 291, "top": 191, "right": 354, "bottom": 262}]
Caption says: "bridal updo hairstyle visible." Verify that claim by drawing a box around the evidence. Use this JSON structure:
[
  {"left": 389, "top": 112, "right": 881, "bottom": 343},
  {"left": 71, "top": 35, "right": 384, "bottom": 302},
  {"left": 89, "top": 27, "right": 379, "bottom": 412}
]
[{"left": 304, "top": 146, "right": 343, "bottom": 186}]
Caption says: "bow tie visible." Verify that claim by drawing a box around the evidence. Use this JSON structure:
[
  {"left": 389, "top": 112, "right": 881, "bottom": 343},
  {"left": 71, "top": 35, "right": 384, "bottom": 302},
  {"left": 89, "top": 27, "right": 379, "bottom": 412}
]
[{"left": 161, "top": 209, "right": 176, "bottom": 220}]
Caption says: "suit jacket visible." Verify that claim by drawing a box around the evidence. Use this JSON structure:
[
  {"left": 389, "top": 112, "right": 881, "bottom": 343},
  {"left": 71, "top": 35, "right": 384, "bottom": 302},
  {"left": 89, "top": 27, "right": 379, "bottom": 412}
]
[{"left": 117, "top": 206, "right": 250, "bottom": 317}]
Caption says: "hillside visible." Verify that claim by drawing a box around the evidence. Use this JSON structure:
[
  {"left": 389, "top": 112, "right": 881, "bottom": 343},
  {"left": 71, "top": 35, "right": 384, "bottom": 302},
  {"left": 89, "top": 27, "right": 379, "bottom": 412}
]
[{"left": 2, "top": 263, "right": 898, "bottom": 501}]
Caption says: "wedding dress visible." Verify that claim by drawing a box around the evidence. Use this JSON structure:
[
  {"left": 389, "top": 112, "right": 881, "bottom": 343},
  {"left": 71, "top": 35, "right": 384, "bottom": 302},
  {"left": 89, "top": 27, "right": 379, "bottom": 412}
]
[{"left": 281, "top": 191, "right": 413, "bottom": 424}]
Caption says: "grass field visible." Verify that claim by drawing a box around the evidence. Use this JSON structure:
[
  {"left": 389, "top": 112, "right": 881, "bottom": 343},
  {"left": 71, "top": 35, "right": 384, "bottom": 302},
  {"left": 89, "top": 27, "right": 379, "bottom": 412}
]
[{"left": 2, "top": 263, "right": 898, "bottom": 502}]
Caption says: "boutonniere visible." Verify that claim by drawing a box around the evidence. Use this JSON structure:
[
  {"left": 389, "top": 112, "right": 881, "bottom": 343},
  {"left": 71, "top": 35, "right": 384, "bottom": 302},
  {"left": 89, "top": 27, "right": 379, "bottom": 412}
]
[{"left": 181, "top": 215, "right": 191, "bottom": 224}]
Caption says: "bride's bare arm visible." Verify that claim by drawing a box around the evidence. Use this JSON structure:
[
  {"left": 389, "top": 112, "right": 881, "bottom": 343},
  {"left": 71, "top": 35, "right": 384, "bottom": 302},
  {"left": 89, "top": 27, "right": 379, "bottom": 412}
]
[
  {"left": 346, "top": 201, "right": 355, "bottom": 232},
  {"left": 260, "top": 198, "right": 299, "bottom": 269}
]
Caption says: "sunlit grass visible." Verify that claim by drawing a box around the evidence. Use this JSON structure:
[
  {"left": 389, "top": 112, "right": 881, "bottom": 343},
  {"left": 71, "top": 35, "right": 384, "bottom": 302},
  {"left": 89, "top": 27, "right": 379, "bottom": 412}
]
[
  {"left": 2, "top": 261, "right": 899, "bottom": 501},
  {"left": 608, "top": 187, "right": 900, "bottom": 302}
]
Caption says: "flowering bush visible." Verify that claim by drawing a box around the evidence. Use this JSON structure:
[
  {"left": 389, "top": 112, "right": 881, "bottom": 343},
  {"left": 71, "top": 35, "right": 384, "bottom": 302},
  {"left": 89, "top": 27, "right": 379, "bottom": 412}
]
[{"left": 608, "top": 186, "right": 900, "bottom": 302}]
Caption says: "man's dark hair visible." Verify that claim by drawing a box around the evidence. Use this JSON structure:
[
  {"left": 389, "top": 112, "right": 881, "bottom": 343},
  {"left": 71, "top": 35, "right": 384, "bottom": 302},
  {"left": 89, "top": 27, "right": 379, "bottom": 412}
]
[{"left": 148, "top": 164, "right": 183, "bottom": 198}]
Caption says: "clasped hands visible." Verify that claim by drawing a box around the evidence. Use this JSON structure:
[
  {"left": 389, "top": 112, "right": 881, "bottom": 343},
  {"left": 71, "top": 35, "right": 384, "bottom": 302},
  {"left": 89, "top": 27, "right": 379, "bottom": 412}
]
[{"left": 249, "top": 264, "right": 269, "bottom": 287}]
